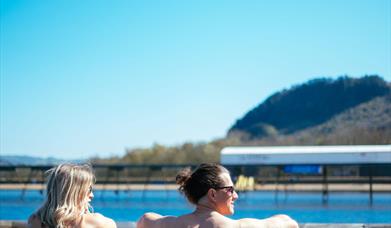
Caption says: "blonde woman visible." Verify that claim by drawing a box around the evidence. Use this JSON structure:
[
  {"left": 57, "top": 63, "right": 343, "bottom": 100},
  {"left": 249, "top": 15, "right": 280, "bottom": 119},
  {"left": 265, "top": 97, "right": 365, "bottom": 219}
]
[{"left": 28, "top": 163, "right": 116, "bottom": 228}]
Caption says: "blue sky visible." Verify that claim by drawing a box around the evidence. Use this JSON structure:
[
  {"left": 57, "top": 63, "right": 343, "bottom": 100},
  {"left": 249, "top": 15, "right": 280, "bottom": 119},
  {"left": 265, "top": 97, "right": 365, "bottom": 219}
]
[{"left": 1, "top": 0, "right": 390, "bottom": 159}]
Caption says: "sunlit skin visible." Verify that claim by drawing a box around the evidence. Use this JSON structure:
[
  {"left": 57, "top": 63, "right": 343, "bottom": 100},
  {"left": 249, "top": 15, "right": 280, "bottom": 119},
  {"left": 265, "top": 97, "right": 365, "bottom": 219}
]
[
  {"left": 137, "top": 164, "right": 299, "bottom": 228},
  {"left": 80, "top": 186, "right": 94, "bottom": 213},
  {"left": 87, "top": 186, "right": 94, "bottom": 203},
  {"left": 213, "top": 172, "right": 239, "bottom": 215},
  {"left": 28, "top": 165, "right": 117, "bottom": 228}
]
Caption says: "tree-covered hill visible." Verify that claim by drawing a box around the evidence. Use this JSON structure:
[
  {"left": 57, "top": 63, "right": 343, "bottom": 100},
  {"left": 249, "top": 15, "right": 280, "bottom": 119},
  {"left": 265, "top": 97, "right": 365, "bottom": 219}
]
[
  {"left": 240, "top": 94, "right": 391, "bottom": 146},
  {"left": 291, "top": 94, "right": 391, "bottom": 144},
  {"left": 93, "top": 75, "right": 391, "bottom": 164},
  {"left": 228, "top": 75, "right": 390, "bottom": 139}
]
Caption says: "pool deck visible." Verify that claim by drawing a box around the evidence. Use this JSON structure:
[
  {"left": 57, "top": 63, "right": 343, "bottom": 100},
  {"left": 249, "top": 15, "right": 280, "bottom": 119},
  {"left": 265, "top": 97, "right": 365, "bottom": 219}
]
[
  {"left": 1, "top": 183, "right": 390, "bottom": 192},
  {"left": 0, "top": 221, "right": 390, "bottom": 228}
]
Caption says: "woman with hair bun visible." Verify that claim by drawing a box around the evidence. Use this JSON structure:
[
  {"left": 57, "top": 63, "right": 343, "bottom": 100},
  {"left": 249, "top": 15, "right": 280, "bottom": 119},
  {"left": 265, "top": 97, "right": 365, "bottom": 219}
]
[
  {"left": 137, "top": 163, "right": 298, "bottom": 228},
  {"left": 27, "top": 163, "right": 116, "bottom": 228}
]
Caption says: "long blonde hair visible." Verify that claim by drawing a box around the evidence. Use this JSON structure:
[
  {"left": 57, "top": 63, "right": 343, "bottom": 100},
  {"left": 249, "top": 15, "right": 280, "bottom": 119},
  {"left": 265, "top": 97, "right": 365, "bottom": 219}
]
[{"left": 37, "top": 163, "right": 95, "bottom": 228}]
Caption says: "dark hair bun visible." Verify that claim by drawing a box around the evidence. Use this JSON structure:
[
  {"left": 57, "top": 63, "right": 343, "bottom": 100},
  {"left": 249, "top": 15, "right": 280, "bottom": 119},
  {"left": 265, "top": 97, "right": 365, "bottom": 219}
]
[
  {"left": 175, "top": 163, "right": 228, "bottom": 205},
  {"left": 176, "top": 167, "right": 192, "bottom": 192}
]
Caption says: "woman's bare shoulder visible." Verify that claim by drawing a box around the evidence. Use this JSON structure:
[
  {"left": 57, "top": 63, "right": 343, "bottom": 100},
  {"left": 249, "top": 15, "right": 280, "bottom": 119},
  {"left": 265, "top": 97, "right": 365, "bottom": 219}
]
[
  {"left": 236, "top": 214, "right": 298, "bottom": 228},
  {"left": 202, "top": 212, "right": 237, "bottom": 228},
  {"left": 27, "top": 213, "right": 44, "bottom": 228},
  {"left": 83, "top": 213, "right": 117, "bottom": 228},
  {"left": 176, "top": 212, "right": 234, "bottom": 228},
  {"left": 137, "top": 212, "right": 180, "bottom": 228}
]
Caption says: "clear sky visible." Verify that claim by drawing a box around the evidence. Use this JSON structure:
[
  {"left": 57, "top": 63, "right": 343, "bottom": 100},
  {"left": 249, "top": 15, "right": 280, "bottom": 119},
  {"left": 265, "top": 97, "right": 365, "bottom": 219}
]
[{"left": 1, "top": 0, "right": 390, "bottom": 159}]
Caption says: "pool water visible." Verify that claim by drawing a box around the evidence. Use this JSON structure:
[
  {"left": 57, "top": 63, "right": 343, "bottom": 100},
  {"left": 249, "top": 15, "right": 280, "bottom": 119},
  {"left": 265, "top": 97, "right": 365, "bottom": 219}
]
[{"left": 0, "top": 190, "right": 390, "bottom": 223}]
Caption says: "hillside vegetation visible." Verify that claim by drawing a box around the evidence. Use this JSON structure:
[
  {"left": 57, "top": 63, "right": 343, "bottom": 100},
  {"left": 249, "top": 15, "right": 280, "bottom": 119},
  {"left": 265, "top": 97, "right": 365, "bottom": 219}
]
[
  {"left": 228, "top": 75, "right": 390, "bottom": 139},
  {"left": 92, "top": 75, "right": 391, "bottom": 165}
]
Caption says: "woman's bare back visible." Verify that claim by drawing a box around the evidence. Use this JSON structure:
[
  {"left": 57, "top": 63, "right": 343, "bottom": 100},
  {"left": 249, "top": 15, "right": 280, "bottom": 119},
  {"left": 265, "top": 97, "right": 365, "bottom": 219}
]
[
  {"left": 137, "top": 212, "right": 298, "bottom": 228},
  {"left": 137, "top": 211, "right": 237, "bottom": 228},
  {"left": 28, "top": 213, "right": 116, "bottom": 228}
]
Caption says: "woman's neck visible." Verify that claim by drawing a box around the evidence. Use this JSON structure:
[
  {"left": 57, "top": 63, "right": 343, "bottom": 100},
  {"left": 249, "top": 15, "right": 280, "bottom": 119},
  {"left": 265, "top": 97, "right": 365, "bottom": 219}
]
[{"left": 194, "top": 201, "right": 217, "bottom": 216}]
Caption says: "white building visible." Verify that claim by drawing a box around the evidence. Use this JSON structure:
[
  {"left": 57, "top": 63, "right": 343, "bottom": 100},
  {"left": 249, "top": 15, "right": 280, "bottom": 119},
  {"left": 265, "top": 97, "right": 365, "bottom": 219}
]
[{"left": 221, "top": 145, "right": 391, "bottom": 165}]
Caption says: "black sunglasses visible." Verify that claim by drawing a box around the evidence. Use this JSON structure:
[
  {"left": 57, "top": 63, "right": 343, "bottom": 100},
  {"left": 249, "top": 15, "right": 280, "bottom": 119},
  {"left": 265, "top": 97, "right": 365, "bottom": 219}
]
[
  {"left": 215, "top": 186, "right": 235, "bottom": 194},
  {"left": 89, "top": 186, "right": 93, "bottom": 193}
]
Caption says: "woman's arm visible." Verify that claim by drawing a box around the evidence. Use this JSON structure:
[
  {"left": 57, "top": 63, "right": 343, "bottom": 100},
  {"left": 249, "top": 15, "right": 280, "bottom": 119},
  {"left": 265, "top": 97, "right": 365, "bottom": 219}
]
[
  {"left": 137, "top": 212, "right": 177, "bottom": 228},
  {"left": 84, "top": 213, "right": 117, "bottom": 228},
  {"left": 137, "top": 212, "right": 161, "bottom": 228}
]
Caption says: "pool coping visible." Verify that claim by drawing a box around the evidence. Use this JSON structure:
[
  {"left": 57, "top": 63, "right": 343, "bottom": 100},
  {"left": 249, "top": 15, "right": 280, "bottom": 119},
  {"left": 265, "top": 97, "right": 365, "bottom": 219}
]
[{"left": 1, "top": 220, "right": 390, "bottom": 228}]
